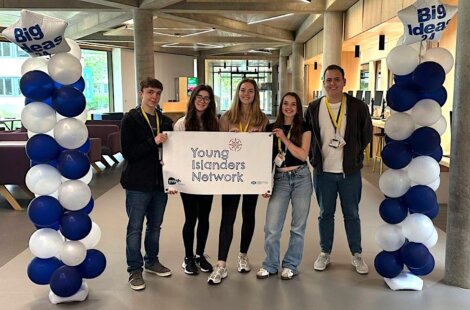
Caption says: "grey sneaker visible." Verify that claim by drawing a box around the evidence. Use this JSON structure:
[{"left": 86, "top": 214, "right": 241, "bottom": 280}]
[
  {"left": 281, "top": 268, "right": 295, "bottom": 280},
  {"left": 207, "top": 265, "right": 228, "bottom": 285},
  {"left": 128, "top": 271, "right": 145, "bottom": 291},
  {"left": 256, "top": 268, "right": 277, "bottom": 279},
  {"left": 352, "top": 253, "right": 369, "bottom": 274},
  {"left": 237, "top": 253, "right": 251, "bottom": 273},
  {"left": 314, "top": 252, "right": 331, "bottom": 271},
  {"left": 145, "top": 260, "right": 172, "bottom": 277}
]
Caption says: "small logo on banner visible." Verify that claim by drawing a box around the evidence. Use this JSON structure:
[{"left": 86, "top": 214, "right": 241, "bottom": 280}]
[
  {"left": 168, "top": 177, "right": 181, "bottom": 185},
  {"left": 228, "top": 138, "right": 242, "bottom": 152}
]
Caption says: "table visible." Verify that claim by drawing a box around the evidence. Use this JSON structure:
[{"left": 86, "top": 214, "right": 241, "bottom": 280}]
[{"left": 0, "top": 118, "right": 22, "bottom": 130}]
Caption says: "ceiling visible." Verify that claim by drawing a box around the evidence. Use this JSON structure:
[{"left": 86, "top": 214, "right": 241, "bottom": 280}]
[{"left": 0, "top": 0, "right": 360, "bottom": 63}]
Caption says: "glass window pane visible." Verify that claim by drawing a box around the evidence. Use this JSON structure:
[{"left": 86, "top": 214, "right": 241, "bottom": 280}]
[{"left": 81, "top": 49, "right": 110, "bottom": 116}]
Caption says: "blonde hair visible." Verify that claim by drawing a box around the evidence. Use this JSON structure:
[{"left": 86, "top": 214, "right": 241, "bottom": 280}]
[{"left": 225, "top": 78, "right": 265, "bottom": 126}]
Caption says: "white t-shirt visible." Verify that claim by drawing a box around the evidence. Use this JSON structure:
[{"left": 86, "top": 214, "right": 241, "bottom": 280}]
[
  {"left": 319, "top": 97, "right": 347, "bottom": 173},
  {"left": 173, "top": 116, "right": 186, "bottom": 131}
]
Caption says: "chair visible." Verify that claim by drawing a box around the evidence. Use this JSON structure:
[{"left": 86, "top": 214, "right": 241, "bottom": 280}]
[
  {"left": 86, "top": 124, "right": 121, "bottom": 167},
  {"left": 372, "top": 132, "right": 386, "bottom": 175},
  {"left": 355, "top": 90, "right": 363, "bottom": 101},
  {"left": 86, "top": 120, "right": 122, "bottom": 129}
]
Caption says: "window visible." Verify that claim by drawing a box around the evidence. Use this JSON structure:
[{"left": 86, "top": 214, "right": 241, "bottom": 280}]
[{"left": 81, "top": 49, "right": 111, "bottom": 116}]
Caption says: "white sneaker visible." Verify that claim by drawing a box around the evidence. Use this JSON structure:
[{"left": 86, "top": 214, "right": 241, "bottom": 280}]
[
  {"left": 314, "top": 252, "right": 330, "bottom": 271},
  {"left": 207, "top": 266, "right": 227, "bottom": 285},
  {"left": 237, "top": 253, "right": 251, "bottom": 273},
  {"left": 281, "top": 268, "right": 295, "bottom": 280},
  {"left": 352, "top": 253, "right": 369, "bottom": 274}
]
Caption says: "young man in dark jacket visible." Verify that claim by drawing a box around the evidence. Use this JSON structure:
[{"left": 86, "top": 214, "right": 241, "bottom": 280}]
[
  {"left": 120, "top": 77, "right": 173, "bottom": 290},
  {"left": 305, "top": 65, "right": 372, "bottom": 275}
]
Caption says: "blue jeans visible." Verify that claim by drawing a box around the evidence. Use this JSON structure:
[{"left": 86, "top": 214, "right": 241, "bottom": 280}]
[
  {"left": 313, "top": 171, "right": 362, "bottom": 254},
  {"left": 262, "top": 165, "right": 312, "bottom": 274},
  {"left": 126, "top": 189, "right": 168, "bottom": 273}
]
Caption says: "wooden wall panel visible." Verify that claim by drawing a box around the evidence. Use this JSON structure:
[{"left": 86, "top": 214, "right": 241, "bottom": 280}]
[
  {"left": 382, "top": 0, "right": 404, "bottom": 21},
  {"left": 362, "top": 0, "right": 382, "bottom": 30},
  {"left": 341, "top": 51, "right": 361, "bottom": 92},
  {"left": 345, "top": 0, "right": 363, "bottom": 40}
]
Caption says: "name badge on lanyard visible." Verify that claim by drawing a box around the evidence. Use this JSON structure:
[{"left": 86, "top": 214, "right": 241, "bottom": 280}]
[
  {"left": 326, "top": 96, "right": 346, "bottom": 149},
  {"left": 274, "top": 125, "right": 292, "bottom": 167}
]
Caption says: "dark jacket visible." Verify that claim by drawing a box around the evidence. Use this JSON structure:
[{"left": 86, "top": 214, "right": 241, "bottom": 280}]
[
  {"left": 305, "top": 93, "right": 372, "bottom": 175},
  {"left": 120, "top": 107, "right": 173, "bottom": 191}
]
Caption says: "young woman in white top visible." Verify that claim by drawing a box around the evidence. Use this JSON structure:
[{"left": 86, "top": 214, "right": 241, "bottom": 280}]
[{"left": 174, "top": 85, "right": 219, "bottom": 275}]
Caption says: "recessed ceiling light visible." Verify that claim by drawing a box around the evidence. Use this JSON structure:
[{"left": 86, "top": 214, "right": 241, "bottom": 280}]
[{"left": 247, "top": 13, "right": 294, "bottom": 25}]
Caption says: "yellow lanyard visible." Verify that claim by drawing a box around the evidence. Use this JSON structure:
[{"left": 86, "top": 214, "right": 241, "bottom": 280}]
[
  {"left": 239, "top": 115, "right": 251, "bottom": 132},
  {"left": 325, "top": 95, "right": 346, "bottom": 133},
  {"left": 141, "top": 106, "right": 160, "bottom": 136},
  {"left": 277, "top": 125, "right": 292, "bottom": 154}
]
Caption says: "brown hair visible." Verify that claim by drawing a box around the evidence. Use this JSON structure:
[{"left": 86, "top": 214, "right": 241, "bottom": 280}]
[
  {"left": 273, "top": 92, "right": 304, "bottom": 147},
  {"left": 185, "top": 84, "right": 218, "bottom": 131},
  {"left": 224, "top": 78, "right": 265, "bottom": 126},
  {"left": 140, "top": 77, "right": 163, "bottom": 92}
]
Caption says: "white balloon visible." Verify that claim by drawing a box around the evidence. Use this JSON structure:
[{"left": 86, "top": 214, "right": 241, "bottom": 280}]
[
  {"left": 407, "top": 156, "right": 440, "bottom": 185},
  {"left": 48, "top": 52, "right": 82, "bottom": 85},
  {"left": 29, "top": 228, "right": 64, "bottom": 259},
  {"left": 427, "top": 177, "right": 440, "bottom": 191},
  {"left": 58, "top": 180, "right": 91, "bottom": 211},
  {"left": 26, "top": 164, "right": 62, "bottom": 195},
  {"left": 21, "top": 102, "right": 57, "bottom": 134},
  {"left": 57, "top": 109, "right": 88, "bottom": 123},
  {"left": 384, "top": 112, "right": 415, "bottom": 141},
  {"left": 54, "top": 118, "right": 88, "bottom": 149},
  {"left": 387, "top": 45, "right": 420, "bottom": 75},
  {"left": 375, "top": 223, "right": 406, "bottom": 252},
  {"left": 429, "top": 116, "right": 447, "bottom": 136},
  {"left": 402, "top": 213, "right": 435, "bottom": 243},
  {"left": 79, "top": 222, "right": 102, "bottom": 249},
  {"left": 411, "top": 99, "right": 442, "bottom": 127},
  {"left": 65, "top": 38, "right": 82, "bottom": 59},
  {"left": 35, "top": 190, "right": 59, "bottom": 199},
  {"left": 59, "top": 241, "right": 87, "bottom": 266},
  {"left": 423, "top": 47, "right": 454, "bottom": 74},
  {"left": 21, "top": 57, "right": 49, "bottom": 75},
  {"left": 423, "top": 227, "right": 438, "bottom": 248},
  {"left": 379, "top": 169, "right": 411, "bottom": 198},
  {"left": 62, "top": 166, "right": 93, "bottom": 185}
]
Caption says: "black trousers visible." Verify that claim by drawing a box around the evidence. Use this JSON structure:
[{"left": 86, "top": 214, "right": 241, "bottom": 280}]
[
  {"left": 218, "top": 194, "right": 258, "bottom": 261},
  {"left": 180, "top": 193, "right": 213, "bottom": 258}
]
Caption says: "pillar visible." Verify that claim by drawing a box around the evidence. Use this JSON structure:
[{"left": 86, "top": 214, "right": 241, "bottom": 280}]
[
  {"left": 322, "top": 11, "right": 343, "bottom": 74},
  {"left": 272, "top": 64, "right": 279, "bottom": 116},
  {"left": 133, "top": 9, "right": 154, "bottom": 105},
  {"left": 292, "top": 43, "right": 304, "bottom": 103},
  {"left": 197, "top": 55, "right": 205, "bottom": 85},
  {"left": 279, "top": 55, "right": 288, "bottom": 106}
]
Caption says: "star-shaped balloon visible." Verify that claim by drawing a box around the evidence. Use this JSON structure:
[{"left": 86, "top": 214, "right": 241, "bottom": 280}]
[
  {"left": 398, "top": 0, "right": 458, "bottom": 45},
  {"left": 1, "top": 10, "right": 70, "bottom": 57}
]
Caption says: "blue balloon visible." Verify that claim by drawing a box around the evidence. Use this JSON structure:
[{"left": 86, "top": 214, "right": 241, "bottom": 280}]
[
  {"left": 58, "top": 150, "right": 91, "bottom": 180},
  {"left": 27, "top": 257, "right": 63, "bottom": 285},
  {"left": 394, "top": 73, "right": 413, "bottom": 84},
  {"left": 50, "top": 266, "right": 83, "bottom": 297},
  {"left": 379, "top": 198, "right": 408, "bottom": 224},
  {"left": 374, "top": 251, "right": 404, "bottom": 278},
  {"left": 27, "top": 196, "right": 64, "bottom": 227},
  {"left": 60, "top": 212, "right": 92, "bottom": 241},
  {"left": 404, "top": 185, "right": 438, "bottom": 214},
  {"left": 79, "top": 197, "right": 94, "bottom": 214},
  {"left": 420, "top": 87, "right": 447, "bottom": 107},
  {"left": 386, "top": 82, "right": 421, "bottom": 112},
  {"left": 408, "top": 253, "right": 435, "bottom": 276},
  {"left": 54, "top": 77, "right": 85, "bottom": 92},
  {"left": 411, "top": 203, "right": 439, "bottom": 220},
  {"left": 401, "top": 242, "right": 431, "bottom": 269},
  {"left": 26, "top": 134, "right": 61, "bottom": 163},
  {"left": 78, "top": 249, "right": 106, "bottom": 279},
  {"left": 25, "top": 96, "right": 53, "bottom": 107},
  {"left": 52, "top": 86, "right": 86, "bottom": 117},
  {"left": 409, "top": 127, "right": 441, "bottom": 156},
  {"left": 77, "top": 139, "right": 91, "bottom": 153},
  {"left": 428, "top": 146, "right": 443, "bottom": 162},
  {"left": 31, "top": 159, "right": 58, "bottom": 168},
  {"left": 35, "top": 221, "right": 60, "bottom": 230},
  {"left": 20, "top": 70, "right": 55, "bottom": 101},
  {"left": 413, "top": 62, "right": 446, "bottom": 92},
  {"left": 381, "top": 142, "right": 412, "bottom": 169}
]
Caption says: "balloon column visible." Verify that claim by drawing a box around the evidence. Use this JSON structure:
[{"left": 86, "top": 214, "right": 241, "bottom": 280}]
[
  {"left": 2, "top": 11, "right": 106, "bottom": 304},
  {"left": 374, "top": 0, "right": 457, "bottom": 290}
]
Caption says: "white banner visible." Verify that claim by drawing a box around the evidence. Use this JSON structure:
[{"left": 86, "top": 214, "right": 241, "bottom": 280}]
[{"left": 162, "top": 132, "right": 273, "bottom": 194}]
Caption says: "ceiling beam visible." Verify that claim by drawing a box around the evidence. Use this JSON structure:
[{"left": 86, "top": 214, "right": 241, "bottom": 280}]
[
  {"left": 157, "top": 12, "right": 294, "bottom": 43},
  {"left": 0, "top": 0, "right": 119, "bottom": 11},
  {"left": 77, "top": 0, "right": 139, "bottom": 9},
  {"left": 139, "top": 0, "right": 184, "bottom": 9},
  {"left": 295, "top": 13, "right": 323, "bottom": 43},
  {"left": 66, "top": 11, "right": 132, "bottom": 39},
  {"left": 83, "top": 31, "right": 279, "bottom": 44},
  {"left": 160, "top": 1, "right": 325, "bottom": 14},
  {"left": 199, "top": 43, "right": 281, "bottom": 56}
]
